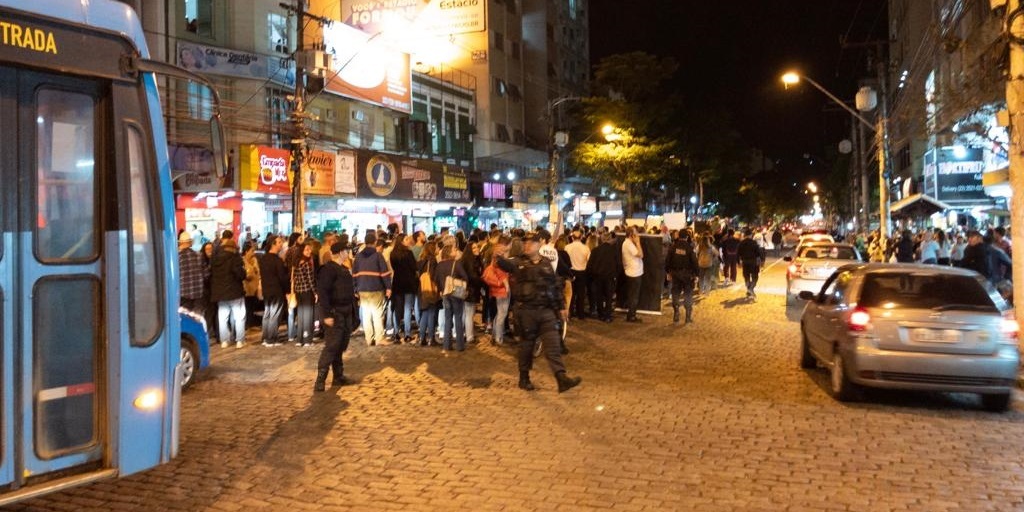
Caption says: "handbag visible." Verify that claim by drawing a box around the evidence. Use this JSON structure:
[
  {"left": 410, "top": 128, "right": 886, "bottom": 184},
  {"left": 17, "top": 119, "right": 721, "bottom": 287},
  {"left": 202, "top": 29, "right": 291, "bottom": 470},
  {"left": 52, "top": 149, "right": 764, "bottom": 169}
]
[
  {"left": 419, "top": 268, "right": 439, "bottom": 304},
  {"left": 286, "top": 267, "right": 298, "bottom": 309},
  {"left": 442, "top": 261, "right": 468, "bottom": 300}
]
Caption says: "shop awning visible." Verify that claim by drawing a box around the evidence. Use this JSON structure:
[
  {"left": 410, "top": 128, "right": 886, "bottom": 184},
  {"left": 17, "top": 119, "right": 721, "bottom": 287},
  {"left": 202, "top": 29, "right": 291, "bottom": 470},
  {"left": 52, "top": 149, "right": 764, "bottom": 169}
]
[{"left": 889, "top": 193, "right": 951, "bottom": 217}]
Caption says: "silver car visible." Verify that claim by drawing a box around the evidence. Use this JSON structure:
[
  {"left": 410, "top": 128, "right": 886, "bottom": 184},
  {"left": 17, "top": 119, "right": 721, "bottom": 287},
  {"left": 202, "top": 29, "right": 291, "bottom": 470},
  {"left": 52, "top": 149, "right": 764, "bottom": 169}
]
[
  {"left": 798, "top": 264, "right": 1019, "bottom": 411},
  {"left": 786, "top": 243, "right": 861, "bottom": 307}
]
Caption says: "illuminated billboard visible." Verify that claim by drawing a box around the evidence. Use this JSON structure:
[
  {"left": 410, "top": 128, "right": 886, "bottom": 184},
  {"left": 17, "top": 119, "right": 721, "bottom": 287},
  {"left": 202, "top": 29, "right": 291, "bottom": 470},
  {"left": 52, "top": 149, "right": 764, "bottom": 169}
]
[
  {"left": 340, "top": 0, "right": 486, "bottom": 36},
  {"left": 322, "top": 22, "right": 411, "bottom": 113}
]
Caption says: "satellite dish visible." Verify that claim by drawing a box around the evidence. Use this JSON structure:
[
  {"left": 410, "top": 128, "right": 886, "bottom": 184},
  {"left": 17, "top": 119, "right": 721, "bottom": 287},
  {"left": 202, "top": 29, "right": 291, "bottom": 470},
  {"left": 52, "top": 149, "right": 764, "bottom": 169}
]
[{"left": 838, "top": 139, "right": 853, "bottom": 154}]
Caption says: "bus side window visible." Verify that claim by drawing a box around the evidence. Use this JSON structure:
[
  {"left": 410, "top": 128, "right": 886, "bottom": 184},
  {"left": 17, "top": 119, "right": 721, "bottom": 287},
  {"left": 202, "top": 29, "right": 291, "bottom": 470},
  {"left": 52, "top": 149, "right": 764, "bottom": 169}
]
[{"left": 126, "top": 125, "right": 162, "bottom": 346}]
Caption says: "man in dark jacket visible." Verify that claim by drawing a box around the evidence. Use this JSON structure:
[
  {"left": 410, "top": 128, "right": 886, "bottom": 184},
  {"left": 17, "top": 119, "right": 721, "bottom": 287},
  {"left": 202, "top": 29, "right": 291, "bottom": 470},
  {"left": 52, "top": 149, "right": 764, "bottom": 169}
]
[
  {"left": 258, "top": 235, "right": 289, "bottom": 346},
  {"left": 895, "top": 230, "right": 916, "bottom": 263},
  {"left": 315, "top": 242, "right": 356, "bottom": 392},
  {"left": 665, "top": 230, "right": 699, "bottom": 324},
  {"left": 586, "top": 233, "right": 620, "bottom": 323},
  {"left": 960, "top": 230, "right": 992, "bottom": 280},
  {"left": 352, "top": 232, "right": 392, "bottom": 346},
  {"left": 210, "top": 238, "right": 247, "bottom": 348},
  {"left": 737, "top": 229, "right": 765, "bottom": 300},
  {"left": 720, "top": 229, "right": 740, "bottom": 285}
]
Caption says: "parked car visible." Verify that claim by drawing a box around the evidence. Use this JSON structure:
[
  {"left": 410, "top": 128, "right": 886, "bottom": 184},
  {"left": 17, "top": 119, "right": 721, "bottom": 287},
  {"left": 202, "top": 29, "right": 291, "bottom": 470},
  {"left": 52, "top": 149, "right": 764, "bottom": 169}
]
[
  {"left": 179, "top": 309, "right": 210, "bottom": 390},
  {"left": 785, "top": 243, "right": 861, "bottom": 307},
  {"left": 798, "top": 264, "right": 1019, "bottom": 411}
]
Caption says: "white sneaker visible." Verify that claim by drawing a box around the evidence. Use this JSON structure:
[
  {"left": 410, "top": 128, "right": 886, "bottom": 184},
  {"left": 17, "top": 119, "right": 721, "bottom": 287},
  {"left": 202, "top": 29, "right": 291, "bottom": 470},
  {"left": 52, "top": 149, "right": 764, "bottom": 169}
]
[
  {"left": 236, "top": 342, "right": 244, "bottom": 348},
  {"left": 220, "top": 341, "right": 229, "bottom": 348}
]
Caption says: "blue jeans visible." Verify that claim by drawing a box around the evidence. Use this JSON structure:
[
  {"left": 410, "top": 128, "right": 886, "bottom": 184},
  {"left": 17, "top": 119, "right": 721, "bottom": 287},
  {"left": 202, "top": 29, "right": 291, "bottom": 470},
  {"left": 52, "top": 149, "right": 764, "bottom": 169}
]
[
  {"left": 419, "top": 303, "right": 438, "bottom": 342},
  {"left": 441, "top": 296, "right": 465, "bottom": 350},
  {"left": 392, "top": 292, "right": 416, "bottom": 338},
  {"left": 217, "top": 297, "right": 246, "bottom": 343},
  {"left": 493, "top": 296, "right": 510, "bottom": 344}
]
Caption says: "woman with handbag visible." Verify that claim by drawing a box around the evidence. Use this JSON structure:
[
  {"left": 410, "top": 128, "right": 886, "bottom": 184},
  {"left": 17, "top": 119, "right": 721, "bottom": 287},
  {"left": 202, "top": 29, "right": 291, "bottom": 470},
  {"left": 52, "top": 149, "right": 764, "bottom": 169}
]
[
  {"left": 417, "top": 242, "right": 440, "bottom": 346},
  {"left": 292, "top": 242, "right": 318, "bottom": 347},
  {"left": 433, "top": 245, "right": 469, "bottom": 351},
  {"left": 482, "top": 236, "right": 512, "bottom": 345}
]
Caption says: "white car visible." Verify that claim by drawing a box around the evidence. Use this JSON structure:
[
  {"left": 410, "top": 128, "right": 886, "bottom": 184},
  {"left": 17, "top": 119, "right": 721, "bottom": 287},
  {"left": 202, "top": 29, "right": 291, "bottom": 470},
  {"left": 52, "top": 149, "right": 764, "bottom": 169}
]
[{"left": 786, "top": 243, "right": 861, "bottom": 307}]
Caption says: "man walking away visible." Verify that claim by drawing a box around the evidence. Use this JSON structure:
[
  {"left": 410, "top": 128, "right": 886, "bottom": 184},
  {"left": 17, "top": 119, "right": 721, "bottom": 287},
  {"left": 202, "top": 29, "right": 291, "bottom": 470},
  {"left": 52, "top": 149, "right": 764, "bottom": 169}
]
[
  {"left": 353, "top": 232, "right": 392, "bottom": 346},
  {"left": 495, "top": 232, "right": 582, "bottom": 393},
  {"left": 737, "top": 229, "right": 765, "bottom": 300},
  {"left": 621, "top": 227, "right": 645, "bottom": 323},
  {"left": 315, "top": 242, "right": 356, "bottom": 392},
  {"left": 258, "top": 235, "right": 289, "bottom": 346},
  {"left": 720, "top": 229, "right": 740, "bottom": 286},
  {"left": 210, "top": 238, "right": 247, "bottom": 347},
  {"left": 587, "top": 233, "right": 619, "bottom": 323},
  {"left": 665, "top": 230, "right": 699, "bottom": 324}
]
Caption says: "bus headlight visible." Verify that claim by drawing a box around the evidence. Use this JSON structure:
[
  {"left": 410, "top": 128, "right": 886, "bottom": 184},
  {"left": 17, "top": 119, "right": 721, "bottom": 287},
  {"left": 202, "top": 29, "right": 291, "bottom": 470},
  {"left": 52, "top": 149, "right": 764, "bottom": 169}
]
[{"left": 133, "top": 389, "right": 163, "bottom": 410}]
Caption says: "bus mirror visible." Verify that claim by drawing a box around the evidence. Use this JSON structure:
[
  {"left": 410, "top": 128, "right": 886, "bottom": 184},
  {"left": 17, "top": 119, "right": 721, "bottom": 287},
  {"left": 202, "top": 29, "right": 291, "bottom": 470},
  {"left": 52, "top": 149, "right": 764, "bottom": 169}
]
[{"left": 210, "top": 114, "right": 227, "bottom": 178}]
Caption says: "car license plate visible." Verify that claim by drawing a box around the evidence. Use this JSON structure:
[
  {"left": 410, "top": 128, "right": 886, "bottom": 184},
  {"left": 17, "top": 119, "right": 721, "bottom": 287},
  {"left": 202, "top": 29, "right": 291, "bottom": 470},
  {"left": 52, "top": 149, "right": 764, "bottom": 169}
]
[{"left": 912, "top": 328, "right": 962, "bottom": 343}]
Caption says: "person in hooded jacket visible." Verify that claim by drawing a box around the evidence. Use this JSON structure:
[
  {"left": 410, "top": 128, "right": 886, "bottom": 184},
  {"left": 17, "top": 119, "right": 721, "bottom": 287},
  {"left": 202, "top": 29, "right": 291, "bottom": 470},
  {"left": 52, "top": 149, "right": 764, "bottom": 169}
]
[{"left": 210, "top": 238, "right": 247, "bottom": 348}]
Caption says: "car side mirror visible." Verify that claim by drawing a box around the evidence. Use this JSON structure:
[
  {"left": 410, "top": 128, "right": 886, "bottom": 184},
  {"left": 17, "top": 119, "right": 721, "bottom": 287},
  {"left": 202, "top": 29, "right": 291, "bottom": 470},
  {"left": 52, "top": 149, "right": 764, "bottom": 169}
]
[
  {"left": 783, "top": 256, "right": 792, "bottom": 262},
  {"left": 798, "top": 291, "right": 816, "bottom": 301}
]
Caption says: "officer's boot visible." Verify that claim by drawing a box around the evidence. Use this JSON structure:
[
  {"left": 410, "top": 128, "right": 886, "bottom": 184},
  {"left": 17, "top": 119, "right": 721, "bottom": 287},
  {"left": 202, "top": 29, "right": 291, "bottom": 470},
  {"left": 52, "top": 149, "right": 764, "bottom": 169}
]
[
  {"left": 518, "top": 371, "right": 535, "bottom": 391},
  {"left": 555, "top": 371, "right": 582, "bottom": 393},
  {"left": 331, "top": 362, "right": 348, "bottom": 386},
  {"left": 314, "top": 368, "right": 329, "bottom": 392},
  {"left": 685, "top": 307, "right": 693, "bottom": 325},
  {"left": 672, "top": 305, "right": 680, "bottom": 324}
]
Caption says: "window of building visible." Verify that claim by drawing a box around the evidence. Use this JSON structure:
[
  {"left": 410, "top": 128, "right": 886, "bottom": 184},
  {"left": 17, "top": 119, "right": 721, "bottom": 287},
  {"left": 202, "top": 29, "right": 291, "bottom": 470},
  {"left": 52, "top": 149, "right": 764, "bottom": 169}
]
[
  {"left": 184, "top": 0, "right": 213, "bottom": 37},
  {"left": 495, "top": 123, "right": 510, "bottom": 142},
  {"left": 511, "top": 41, "right": 521, "bottom": 60},
  {"left": 268, "top": 13, "right": 290, "bottom": 53},
  {"left": 546, "top": 23, "right": 554, "bottom": 40},
  {"left": 266, "top": 88, "right": 292, "bottom": 147},
  {"left": 508, "top": 84, "right": 522, "bottom": 102},
  {"left": 897, "top": 145, "right": 911, "bottom": 171},
  {"left": 494, "top": 77, "right": 508, "bottom": 97},
  {"left": 187, "top": 81, "right": 213, "bottom": 120},
  {"left": 494, "top": 31, "right": 505, "bottom": 52},
  {"left": 569, "top": 0, "right": 577, "bottom": 19}
]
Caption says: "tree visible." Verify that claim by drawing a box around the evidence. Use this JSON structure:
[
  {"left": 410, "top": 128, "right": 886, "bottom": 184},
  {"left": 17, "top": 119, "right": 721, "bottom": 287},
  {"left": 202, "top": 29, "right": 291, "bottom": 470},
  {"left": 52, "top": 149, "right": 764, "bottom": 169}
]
[{"left": 572, "top": 130, "right": 674, "bottom": 218}]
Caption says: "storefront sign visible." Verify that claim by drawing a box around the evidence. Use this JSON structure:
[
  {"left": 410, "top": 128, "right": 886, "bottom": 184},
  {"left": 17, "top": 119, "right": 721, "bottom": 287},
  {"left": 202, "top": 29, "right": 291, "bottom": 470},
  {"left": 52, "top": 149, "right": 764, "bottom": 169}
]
[
  {"left": 483, "top": 182, "right": 505, "bottom": 200},
  {"left": 577, "top": 196, "right": 597, "bottom": 216},
  {"left": 322, "top": 22, "right": 411, "bottom": 113},
  {"left": 601, "top": 200, "right": 623, "bottom": 216},
  {"left": 933, "top": 147, "right": 987, "bottom": 204},
  {"left": 335, "top": 150, "right": 357, "bottom": 194},
  {"left": 355, "top": 150, "right": 471, "bottom": 202},
  {"left": 302, "top": 149, "right": 336, "bottom": 195},
  {"left": 441, "top": 166, "right": 470, "bottom": 201},
  {"left": 177, "top": 41, "right": 294, "bottom": 87},
  {"left": 403, "top": 164, "right": 438, "bottom": 200},
  {"left": 341, "top": 0, "right": 486, "bottom": 36},
  {"left": 240, "top": 145, "right": 292, "bottom": 194}
]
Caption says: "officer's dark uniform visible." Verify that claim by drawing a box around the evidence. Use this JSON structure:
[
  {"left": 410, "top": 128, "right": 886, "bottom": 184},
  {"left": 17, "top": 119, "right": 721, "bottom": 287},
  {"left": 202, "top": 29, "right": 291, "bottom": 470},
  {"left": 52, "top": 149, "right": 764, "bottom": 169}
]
[
  {"left": 496, "top": 239, "right": 581, "bottom": 392},
  {"left": 665, "top": 234, "right": 699, "bottom": 324},
  {"left": 314, "top": 247, "right": 356, "bottom": 391}
]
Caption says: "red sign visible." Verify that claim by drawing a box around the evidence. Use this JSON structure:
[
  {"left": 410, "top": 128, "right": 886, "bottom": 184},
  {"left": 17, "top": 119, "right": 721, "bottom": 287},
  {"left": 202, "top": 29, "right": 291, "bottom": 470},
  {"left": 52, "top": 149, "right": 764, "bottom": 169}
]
[{"left": 240, "top": 145, "right": 292, "bottom": 194}]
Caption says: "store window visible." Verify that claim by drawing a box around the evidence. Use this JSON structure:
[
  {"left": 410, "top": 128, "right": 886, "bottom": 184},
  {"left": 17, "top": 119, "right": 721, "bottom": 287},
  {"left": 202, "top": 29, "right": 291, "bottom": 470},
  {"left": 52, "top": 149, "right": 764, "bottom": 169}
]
[
  {"left": 268, "top": 13, "right": 290, "bottom": 53},
  {"left": 184, "top": 0, "right": 213, "bottom": 37}
]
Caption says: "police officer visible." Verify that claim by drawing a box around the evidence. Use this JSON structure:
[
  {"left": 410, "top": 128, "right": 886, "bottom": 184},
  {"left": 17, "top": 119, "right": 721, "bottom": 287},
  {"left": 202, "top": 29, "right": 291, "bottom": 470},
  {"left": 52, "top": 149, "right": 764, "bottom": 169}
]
[
  {"left": 496, "top": 232, "right": 582, "bottom": 392},
  {"left": 665, "top": 229, "right": 699, "bottom": 324},
  {"left": 314, "top": 242, "right": 356, "bottom": 392}
]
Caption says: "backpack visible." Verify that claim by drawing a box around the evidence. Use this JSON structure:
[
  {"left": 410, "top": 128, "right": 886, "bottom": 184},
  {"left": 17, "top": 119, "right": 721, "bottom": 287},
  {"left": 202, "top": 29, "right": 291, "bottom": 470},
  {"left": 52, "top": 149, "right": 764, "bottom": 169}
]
[{"left": 698, "top": 247, "right": 712, "bottom": 269}]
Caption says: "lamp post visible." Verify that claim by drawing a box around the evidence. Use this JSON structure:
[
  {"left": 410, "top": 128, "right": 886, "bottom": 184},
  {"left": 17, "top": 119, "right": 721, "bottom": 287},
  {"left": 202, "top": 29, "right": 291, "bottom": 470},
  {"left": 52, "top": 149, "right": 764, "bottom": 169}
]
[
  {"left": 782, "top": 72, "right": 891, "bottom": 237},
  {"left": 547, "top": 96, "right": 581, "bottom": 230}
]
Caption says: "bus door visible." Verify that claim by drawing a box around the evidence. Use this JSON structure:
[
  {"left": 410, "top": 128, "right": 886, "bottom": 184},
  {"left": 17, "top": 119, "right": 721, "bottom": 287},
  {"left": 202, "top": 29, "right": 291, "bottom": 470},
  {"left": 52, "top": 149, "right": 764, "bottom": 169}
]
[{"left": 0, "top": 68, "right": 108, "bottom": 488}]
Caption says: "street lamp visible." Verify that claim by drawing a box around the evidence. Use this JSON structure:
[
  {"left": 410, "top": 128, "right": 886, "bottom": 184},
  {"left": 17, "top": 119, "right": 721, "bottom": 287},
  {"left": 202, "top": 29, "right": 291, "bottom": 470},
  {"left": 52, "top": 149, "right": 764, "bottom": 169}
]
[
  {"left": 781, "top": 70, "right": 891, "bottom": 236},
  {"left": 807, "top": 181, "right": 818, "bottom": 194}
]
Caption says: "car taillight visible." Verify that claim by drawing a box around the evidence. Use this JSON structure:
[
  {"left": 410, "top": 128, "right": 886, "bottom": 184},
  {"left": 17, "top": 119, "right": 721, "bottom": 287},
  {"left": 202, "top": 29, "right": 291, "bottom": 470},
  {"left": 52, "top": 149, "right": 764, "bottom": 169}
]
[
  {"left": 848, "top": 308, "right": 871, "bottom": 331},
  {"left": 1001, "top": 314, "right": 1019, "bottom": 342},
  {"left": 788, "top": 264, "right": 800, "bottom": 277}
]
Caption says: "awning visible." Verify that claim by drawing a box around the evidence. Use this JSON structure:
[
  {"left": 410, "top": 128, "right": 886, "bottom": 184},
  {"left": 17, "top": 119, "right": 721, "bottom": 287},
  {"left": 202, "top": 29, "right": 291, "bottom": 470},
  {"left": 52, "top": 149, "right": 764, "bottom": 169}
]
[{"left": 889, "top": 193, "right": 951, "bottom": 217}]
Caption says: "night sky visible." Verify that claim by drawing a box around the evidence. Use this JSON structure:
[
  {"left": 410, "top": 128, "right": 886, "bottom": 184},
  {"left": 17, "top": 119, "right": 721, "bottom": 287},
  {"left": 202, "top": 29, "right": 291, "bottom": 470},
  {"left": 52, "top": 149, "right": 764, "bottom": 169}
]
[{"left": 588, "top": 0, "right": 888, "bottom": 162}]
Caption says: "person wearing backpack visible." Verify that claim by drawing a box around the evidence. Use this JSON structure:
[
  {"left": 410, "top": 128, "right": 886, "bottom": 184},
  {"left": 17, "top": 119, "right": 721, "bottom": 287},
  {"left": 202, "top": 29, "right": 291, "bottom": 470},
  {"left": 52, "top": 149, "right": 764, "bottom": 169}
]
[{"left": 696, "top": 234, "right": 719, "bottom": 295}]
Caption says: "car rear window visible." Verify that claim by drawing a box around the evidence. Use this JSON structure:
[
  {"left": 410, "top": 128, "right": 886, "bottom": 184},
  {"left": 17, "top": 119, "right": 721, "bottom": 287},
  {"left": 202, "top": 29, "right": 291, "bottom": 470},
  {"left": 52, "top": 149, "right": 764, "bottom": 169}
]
[
  {"left": 799, "top": 246, "right": 857, "bottom": 260},
  {"left": 858, "top": 273, "right": 996, "bottom": 310}
]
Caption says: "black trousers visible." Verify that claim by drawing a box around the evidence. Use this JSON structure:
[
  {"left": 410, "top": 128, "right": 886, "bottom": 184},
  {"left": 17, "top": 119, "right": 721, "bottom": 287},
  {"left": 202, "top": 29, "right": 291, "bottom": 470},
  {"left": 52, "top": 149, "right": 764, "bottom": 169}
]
[
  {"left": 742, "top": 262, "right": 760, "bottom": 292},
  {"left": 590, "top": 276, "right": 615, "bottom": 320},
  {"left": 318, "top": 308, "right": 353, "bottom": 378},
  {"left": 570, "top": 270, "right": 588, "bottom": 318},
  {"left": 624, "top": 276, "right": 642, "bottom": 319},
  {"left": 670, "top": 276, "right": 695, "bottom": 317},
  {"left": 261, "top": 296, "right": 286, "bottom": 343},
  {"left": 723, "top": 256, "right": 738, "bottom": 282},
  {"left": 515, "top": 308, "right": 566, "bottom": 375}
]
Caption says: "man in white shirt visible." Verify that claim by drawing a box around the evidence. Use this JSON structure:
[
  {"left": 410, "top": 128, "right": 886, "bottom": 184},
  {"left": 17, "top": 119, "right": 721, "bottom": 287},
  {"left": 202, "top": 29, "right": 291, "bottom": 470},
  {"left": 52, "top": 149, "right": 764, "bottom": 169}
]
[
  {"left": 621, "top": 226, "right": 644, "bottom": 323},
  {"left": 565, "top": 231, "right": 591, "bottom": 319}
]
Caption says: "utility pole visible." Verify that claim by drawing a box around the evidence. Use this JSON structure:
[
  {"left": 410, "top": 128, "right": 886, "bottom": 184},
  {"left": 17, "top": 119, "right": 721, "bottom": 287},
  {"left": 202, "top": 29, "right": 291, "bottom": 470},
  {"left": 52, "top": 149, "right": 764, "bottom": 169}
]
[
  {"left": 1005, "top": 0, "right": 1024, "bottom": 320},
  {"left": 546, "top": 96, "right": 580, "bottom": 230},
  {"left": 280, "top": 1, "right": 332, "bottom": 234},
  {"left": 876, "top": 53, "right": 892, "bottom": 238}
]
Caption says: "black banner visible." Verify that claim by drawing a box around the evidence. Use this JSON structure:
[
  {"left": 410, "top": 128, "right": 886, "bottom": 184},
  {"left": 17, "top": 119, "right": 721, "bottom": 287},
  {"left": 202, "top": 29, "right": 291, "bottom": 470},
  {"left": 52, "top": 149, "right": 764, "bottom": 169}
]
[
  {"left": 356, "top": 150, "right": 470, "bottom": 202},
  {"left": 615, "top": 234, "right": 667, "bottom": 315}
]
